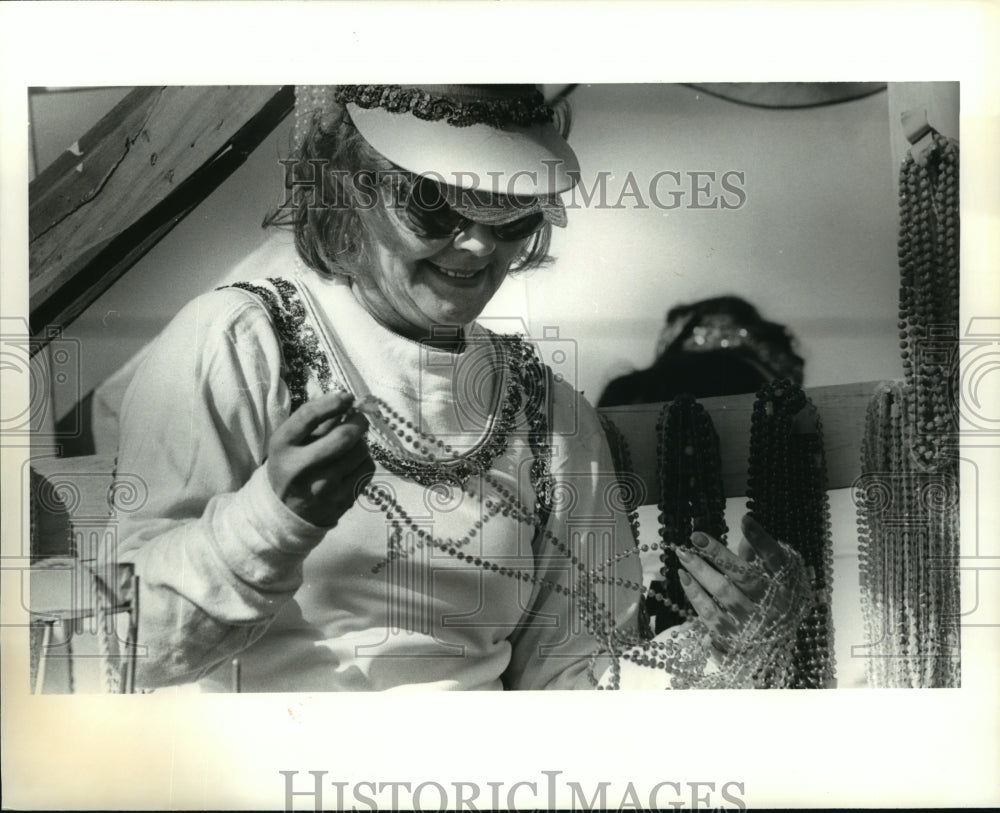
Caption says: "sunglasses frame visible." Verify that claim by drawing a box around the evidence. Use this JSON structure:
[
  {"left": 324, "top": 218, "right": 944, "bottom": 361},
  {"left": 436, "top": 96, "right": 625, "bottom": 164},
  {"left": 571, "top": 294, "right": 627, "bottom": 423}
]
[{"left": 396, "top": 173, "right": 547, "bottom": 243}]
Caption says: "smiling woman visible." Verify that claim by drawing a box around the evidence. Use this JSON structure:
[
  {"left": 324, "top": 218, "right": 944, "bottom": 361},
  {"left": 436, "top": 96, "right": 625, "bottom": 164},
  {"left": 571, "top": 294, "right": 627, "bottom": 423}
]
[
  {"left": 261, "top": 88, "right": 561, "bottom": 348},
  {"left": 91, "top": 84, "right": 814, "bottom": 693}
]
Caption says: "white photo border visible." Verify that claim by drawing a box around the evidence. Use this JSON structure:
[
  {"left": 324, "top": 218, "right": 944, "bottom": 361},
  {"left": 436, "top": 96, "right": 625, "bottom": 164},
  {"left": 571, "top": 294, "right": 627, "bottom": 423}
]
[{"left": 2, "top": 2, "right": 998, "bottom": 809}]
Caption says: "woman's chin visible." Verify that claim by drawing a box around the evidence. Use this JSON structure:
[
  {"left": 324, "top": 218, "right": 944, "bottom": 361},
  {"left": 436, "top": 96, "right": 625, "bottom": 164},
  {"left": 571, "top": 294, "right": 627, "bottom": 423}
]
[
  {"left": 420, "top": 304, "right": 482, "bottom": 331},
  {"left": 417, "top": 261, "right": 496, "bottom": 325}
]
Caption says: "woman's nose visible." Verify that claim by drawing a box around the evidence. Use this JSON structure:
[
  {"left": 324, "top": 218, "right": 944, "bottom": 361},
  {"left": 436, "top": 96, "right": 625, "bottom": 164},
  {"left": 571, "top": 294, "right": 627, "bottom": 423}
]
[{"left": 451, "top": 222, "right": 496, "bottom": 256}]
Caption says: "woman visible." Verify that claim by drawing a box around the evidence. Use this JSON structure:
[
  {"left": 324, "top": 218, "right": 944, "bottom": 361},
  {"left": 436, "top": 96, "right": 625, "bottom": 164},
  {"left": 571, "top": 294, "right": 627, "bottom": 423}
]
[{"left": 113, "top": 85, "right": 809, "bottom": 691}]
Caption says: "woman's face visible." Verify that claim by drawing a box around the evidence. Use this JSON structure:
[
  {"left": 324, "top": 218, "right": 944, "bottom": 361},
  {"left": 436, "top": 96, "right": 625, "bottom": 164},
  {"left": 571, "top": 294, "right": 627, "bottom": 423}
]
[{"left": 350, "top": 197, "right": 527, "bottom": 344}]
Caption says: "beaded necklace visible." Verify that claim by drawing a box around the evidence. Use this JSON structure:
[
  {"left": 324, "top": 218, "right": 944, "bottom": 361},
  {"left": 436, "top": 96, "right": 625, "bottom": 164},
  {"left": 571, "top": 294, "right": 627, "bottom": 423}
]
[
  {"left": 597, "top": 412, "right": 653, "bottom": 640},
  {"left": 897, "top": 131, "right": 960, "bottom": 469},
  {"left": 746, "top": 380, "right": 836, "bottom": 689},
  {"left": 226, "top": 276, "right": 813, "bottom": 689},
  {"left": 648, "top": 395, "right": 729, "bottom": 633},
  {"left": 856, "top": 385, "right": 961, "bottom": 688},
  {"left": 857, "top": 128, "right": 960, "bottom": 689},
  {"left": 356, "top": 394, "right": 813, "bottom": 690},
  {"left": 226, "top": 277, "right": 546, "bottom": 491},
  {"left": 354, "top": 394, "right": 644, "bottom": 689}
]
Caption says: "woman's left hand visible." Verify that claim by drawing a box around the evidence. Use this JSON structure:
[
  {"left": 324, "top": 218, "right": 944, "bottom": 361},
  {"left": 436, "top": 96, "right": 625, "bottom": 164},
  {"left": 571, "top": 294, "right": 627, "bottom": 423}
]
[{"left": 675, "top": 514, "right": 806, "bottom": 657}]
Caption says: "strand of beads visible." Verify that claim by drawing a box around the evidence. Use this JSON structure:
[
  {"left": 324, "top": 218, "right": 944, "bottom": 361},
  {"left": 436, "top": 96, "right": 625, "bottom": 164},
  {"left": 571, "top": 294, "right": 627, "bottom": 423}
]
[
  {"left": 856, "top": 127, "right": 960, "bottom": 688},
  {"left": 649, "top": 395, "right": 729, "bottom": 633},
  {"left": 364, "top": 336, "right": 527, "bottom": 489},
  {"left": 355, "top": 395, "right": 649, "bottom": 689},
  {"left": 697, "top": 536, "right": 816, "bottom": 689},
  {"left": 856, "top": 382, "right": 960, "bottom": 688},
  {"left": 597, "top": 412, "right": 653, "bottom": 639},
  {"left": 855, "top": 385, "right": 891, "bottom": 687},
  {"left": 746, "top": 380, "right": 836, "bottom": 689},
  {"left": 362, "top": 394, "right": 652, "bottom": 609},
  {"left": 95, "top": 579, "right": 122, "bottom": 693},
  {"left": 597, "top": 413, "right": 644, "bottom": 548},
  {"left": 355, "top": 393, "right": 808, "bottom": 690},
  {"left": 897, "top": 131, "right": 960, "bottom": 469}
]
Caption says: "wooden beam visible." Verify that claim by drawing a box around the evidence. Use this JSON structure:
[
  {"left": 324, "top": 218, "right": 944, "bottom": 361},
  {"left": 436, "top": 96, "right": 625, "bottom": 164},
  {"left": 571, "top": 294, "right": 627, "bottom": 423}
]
[
  {"left": 29, "top": 86, "right": 294, "bottom": 350},
  {"left": 598, "top": 379, "right": 881, "bottom": 502}
]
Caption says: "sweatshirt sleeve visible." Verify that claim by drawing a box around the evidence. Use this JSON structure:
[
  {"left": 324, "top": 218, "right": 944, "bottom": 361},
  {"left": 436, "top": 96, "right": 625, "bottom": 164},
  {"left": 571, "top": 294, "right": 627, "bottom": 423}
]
[{"left": 111, "top": 288, "right": 329, "bottom": 688}]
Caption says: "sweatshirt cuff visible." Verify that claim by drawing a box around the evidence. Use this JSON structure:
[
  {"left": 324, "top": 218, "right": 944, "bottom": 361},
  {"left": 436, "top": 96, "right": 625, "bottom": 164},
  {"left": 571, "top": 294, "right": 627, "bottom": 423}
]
[{"left": 241, "top": 465, "right": 331, "bottom": 554}]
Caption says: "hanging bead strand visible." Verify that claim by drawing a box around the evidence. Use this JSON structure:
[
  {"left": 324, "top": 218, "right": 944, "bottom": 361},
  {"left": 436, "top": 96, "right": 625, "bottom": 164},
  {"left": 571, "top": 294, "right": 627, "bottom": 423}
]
[
  {"left": 746, "top": 380, "right": 836, "bottom": 689},
  {"left": 857, "top": 125, "right": 960, "bottom": 688}
]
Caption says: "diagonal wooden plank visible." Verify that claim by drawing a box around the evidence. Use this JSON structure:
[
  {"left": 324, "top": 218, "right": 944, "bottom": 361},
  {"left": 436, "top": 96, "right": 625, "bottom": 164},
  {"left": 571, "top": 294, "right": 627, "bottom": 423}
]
[
  {"left": 29, "top": 85, "right": 294, "bottom": 348},
  {"left": 29, "top": 87, "right": 164, "bottom": 240}
]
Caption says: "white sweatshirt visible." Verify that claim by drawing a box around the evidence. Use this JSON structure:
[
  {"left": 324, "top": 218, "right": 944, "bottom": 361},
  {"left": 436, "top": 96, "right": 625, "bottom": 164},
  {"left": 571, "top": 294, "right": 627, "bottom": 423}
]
[{"left": 112, "top": 238, "right": 646, "bottom": 692}]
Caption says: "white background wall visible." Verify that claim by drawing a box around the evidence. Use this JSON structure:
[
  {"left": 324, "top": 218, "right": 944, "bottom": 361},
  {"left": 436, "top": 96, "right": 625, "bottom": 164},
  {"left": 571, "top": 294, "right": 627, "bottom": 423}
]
[
  {"left": 31, "top": 83, "right": 909, "bottom": 422},
  {"left": 486, "top": 83, "right": 903, "bottom": 401}
]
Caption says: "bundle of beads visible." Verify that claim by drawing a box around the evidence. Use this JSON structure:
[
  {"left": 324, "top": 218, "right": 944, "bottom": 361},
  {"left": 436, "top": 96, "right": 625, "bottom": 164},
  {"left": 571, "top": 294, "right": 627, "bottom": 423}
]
[
  {"left": 897, "top": 130, "right": 959, "bottom": 469},
  {"left": 746, "top": 380, "right": 836, "bottom": 689},
  {"left": 355, "top": 394, "right": 647, "bottom": 689},
  {"left": 854, "top": 126, "right": 961, "bottom": 688},
  {"left": 617, "top": 533, "right": 816, "bottom": 690},
  {"left": 598, "top": 413, "right": 653, "bottom": 639},
  {"left": 356, "top": 394, "right": 811, "bottom": 690},
  {"left": 856, "top": 382, "right": 961, "bottom": 688},
  {"left": 649, "top": 394, "right": 729, "bottom": 634}
]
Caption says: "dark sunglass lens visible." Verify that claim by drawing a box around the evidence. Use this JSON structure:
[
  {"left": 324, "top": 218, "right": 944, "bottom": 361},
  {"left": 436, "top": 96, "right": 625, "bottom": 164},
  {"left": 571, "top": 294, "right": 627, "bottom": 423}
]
[
  {"left": 403, "top": 176, "right": 464, "bottom": 238},
  {"left": 411, "top": 175, "right": 447, "bottom": 211},
  {"left": 493, "top": 211, "right": 545, "bottom": 241}
]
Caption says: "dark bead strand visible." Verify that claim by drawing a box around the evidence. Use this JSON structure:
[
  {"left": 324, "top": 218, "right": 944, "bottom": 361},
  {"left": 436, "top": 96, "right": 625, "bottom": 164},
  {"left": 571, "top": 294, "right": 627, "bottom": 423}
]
[
  {"left": 648, "top": 395, "right": 728, "bottom": 634},
  {"left": 746, "top": 381, "right": 836, "bottom": 689},
  {"left": 653, "top": 398, "right": 689, "bottom": 628},
  {"left": 895, "top": 132, "right": 960, "bottom": 469}
]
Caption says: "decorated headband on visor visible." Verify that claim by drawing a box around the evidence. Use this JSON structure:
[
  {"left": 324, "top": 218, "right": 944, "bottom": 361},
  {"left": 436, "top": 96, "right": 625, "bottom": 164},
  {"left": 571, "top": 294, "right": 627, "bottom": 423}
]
[{"left": 294, "top": 84, "right": 580, "bottom": 231}]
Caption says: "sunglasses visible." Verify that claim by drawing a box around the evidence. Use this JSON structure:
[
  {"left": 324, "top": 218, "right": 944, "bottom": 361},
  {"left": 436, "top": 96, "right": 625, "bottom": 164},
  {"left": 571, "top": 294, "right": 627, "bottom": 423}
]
[{"left": 397, "top": 174, "right": 547, "bottom": 242}]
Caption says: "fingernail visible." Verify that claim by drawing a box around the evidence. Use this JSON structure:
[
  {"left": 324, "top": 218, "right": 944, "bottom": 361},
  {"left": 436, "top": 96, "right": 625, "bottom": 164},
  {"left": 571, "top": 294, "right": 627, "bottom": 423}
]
[
  {"left": 678, "top": 570, "right": 692, "bottom": 585},
  {"left": 692, "top": 532, "right": 710, "bottom": 548},
  {"left": 675, "top": 547, "right": 692, "bottom": 560}
]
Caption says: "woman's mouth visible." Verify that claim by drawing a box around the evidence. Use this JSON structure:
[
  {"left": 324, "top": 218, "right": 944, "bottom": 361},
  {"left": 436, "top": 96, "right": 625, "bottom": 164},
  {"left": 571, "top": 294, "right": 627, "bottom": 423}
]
[{"left": 424, "top": 260, "right": 486, "bottom": 282}]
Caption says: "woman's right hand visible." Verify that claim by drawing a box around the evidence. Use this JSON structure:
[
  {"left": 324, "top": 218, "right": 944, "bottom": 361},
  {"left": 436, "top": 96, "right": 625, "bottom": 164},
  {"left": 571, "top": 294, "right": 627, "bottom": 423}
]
[{"left": 266, "top": 391, "right": 376, "bottom": 528}]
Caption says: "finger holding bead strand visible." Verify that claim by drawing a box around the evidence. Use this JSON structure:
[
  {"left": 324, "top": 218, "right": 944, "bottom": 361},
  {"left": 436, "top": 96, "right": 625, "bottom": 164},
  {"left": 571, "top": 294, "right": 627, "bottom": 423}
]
[
  {"left": 676, "top": 566, "right": 741, "bottom": 642},
  {"left": 740, "top": 514, "right": 791, "bottom": 576},
  {"left": 678, "top": 537, "right": 758, "bottom": 623}
]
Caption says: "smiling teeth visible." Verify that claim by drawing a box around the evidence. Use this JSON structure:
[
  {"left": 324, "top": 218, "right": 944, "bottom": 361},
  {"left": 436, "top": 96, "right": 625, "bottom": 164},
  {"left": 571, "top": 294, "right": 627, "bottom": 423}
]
[{"left": 434, "top": 265, "right": 480, "bottom": 279}]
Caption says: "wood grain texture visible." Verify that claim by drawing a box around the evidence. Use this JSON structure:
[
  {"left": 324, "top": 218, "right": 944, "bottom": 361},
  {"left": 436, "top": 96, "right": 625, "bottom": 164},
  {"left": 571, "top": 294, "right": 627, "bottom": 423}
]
[{"left": 29, "top": 86, "right": 293, "bottom": 344}]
